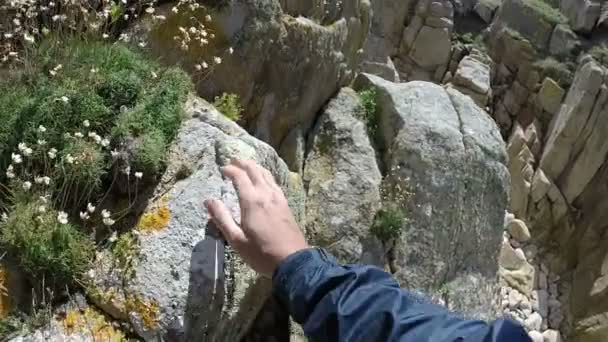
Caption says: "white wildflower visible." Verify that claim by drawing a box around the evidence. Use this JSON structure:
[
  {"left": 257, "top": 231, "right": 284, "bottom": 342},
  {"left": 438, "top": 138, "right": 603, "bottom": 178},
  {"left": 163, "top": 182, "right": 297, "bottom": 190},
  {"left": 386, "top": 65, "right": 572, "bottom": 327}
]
[
  {"left": 86, "top": 269, "right": 95, "bottom": 279},
  {"left": 171, "top": 6, "right": 178, "bottom": 13},
  {"left": 228, "top": 47, "right": 234, "bottom": 54},
  {"left": 6, "top": 165, "right": 15, "bottom": 179},
  {"left": 60, "top": 96, "right": 69, "bottom": 103},
  {"left": 23, "top": 147, "right": 32, "bottom": 156},
  {"left": 110, "top": 149, "right": 120, "bottom": 159},
  {"left": 145, "top": 6, "right": 155, "bottom": 14},
  {"left": 87, "top": 203, "right": 96, "bottom": 213},
  {"left": 151, "top": 71, "right": 158, "bottom": 79},
  {"left": 23, "top": 33, "right": 35, "bottom": 44},
  {"left": 37, "top": 139, "right": 47, "bottom": 146},
  {"left": 134, "top": 172, "right": 143, "bottom": 179},
  {"left": 102, "top": 209, "right": 111, "bottom": 219},
  {"left": 80, "top": 211, "right": 90, "bottom": 220},
  {"left": 74, "top": 132, "right": 84, "bottom": 138},
  {"left": 83, "top": 120, "right": 90, "bottom": 127},
  {"left": 202, "top": 61, "right": 209, "bottom": 69},
  {"left": 205, "top": 14, "right": 212, "bottom": 22},
  {"left": 38, "top": 125, "right": 47, "bottom": 133},
  {"left": 57, "top": 211, "right": 69, "bottom": 224},
  {"left": 48, "top": 148, "right": 57, "bottom": 159},
  {"left": 11, "top": 153, "right": 22, "bottom": 164},
  {"left": 103, "top": 217, "right": 116, "bottom": 226},
  {"left": 65, "top": 154, "right": 74, "bottom": 164},
  {"left": 213, "top": 56, "right": 222, "bottom": 64},
  {"left": 90, "top": 68, "right": 98, "bottom": 74},
  {"left": 101, "top": 138, "right": 110, "bottom": 147},
  {"left": 1, "top": 213, "right": 8, "bottom": 222},
  {"left": 38, "top": 205, "right": 46, "bottom": 214},
  {"left": 194, "top": 64, "right": 202, "bottom": 71},
  {"left": 102, "top": 33, "right": 109, "bottom": 39},
  {"left": 22, "top": 181, "right": 32, "bottom": 191},
  {"left": 108, "top": 231, "right": 118, "bottom": 243},
  {"left": 123, "top": 166, "right": 131, "bottom": 175},
  {"left": 18, "top": 143, "right": 28, "bottom": 152}
]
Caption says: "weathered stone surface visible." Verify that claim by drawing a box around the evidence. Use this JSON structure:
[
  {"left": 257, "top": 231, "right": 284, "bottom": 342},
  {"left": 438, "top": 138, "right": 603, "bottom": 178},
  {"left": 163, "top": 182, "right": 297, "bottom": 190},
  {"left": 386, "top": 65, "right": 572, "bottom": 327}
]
[
  {"left": 474, "top": 0, "right": 502, "bottom": 23},
  {"left": 543, "top": 329, "right": 562, "bottom": 342},
  {"left": 531, "top": 168, "right": 552, "bottom": 203},
  {"left": 492, "top": 0, "right": 557, "bottom": 50},
  {"left": 354, "top": 73, "right": 509, "bottom": 319},
  {"left": 131, "top": 0, "right": 371, "bottom": 169},
  {"left": 529, "top": 330, "right": 544, "bottom": 342},
  {"left": 500, "top": 240, "right": 528, "bottom": 270},
  {"left": 549, "top": 24, "right": 580, "bottom": 57},
  {"left": 303, "top": 88, "right": 384, "bottom": 265},
  {"left": 450, "top": 53, "right": 491, "bottom": 107},
  {"left": 90, "top": 97, "right": 305, "bottom": 341},
  {"left": 508, "top": 219, "right": 532, "bottom": 243},
  {"left": 541, "top": 61, "right": 606, "bottom": 202},
  {"left": 538, "top": 77, "right": 565, "bottom": 116},
  {"left": 409, "top": 26, "right": 452, "bottom": 69},
  {"left": 560, "top": 0, "right": 601, "bottom": 33}
]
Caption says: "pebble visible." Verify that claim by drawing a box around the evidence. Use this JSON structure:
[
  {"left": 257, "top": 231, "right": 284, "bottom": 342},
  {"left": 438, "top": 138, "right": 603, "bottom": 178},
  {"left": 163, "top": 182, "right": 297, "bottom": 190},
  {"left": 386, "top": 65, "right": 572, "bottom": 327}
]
[{"left": 508, "top": 218, "right": 532, "bottom": 242}]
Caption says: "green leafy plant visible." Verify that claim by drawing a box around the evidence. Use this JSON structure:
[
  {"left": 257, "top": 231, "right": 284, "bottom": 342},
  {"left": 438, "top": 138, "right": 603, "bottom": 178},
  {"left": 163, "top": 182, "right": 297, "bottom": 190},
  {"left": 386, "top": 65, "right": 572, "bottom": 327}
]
[
  {"left": 370, "top": 204, "right": 407, "bottom": 242},
  {"left": 0, "top": 200, "right": 95, "bottom": 287},
  {"left": 524, "top": 0, "right": 568, "bottom": 25},
  {"left": 533, "top": 57, "right": 575, "bottom": 88},
  {"left": 589, "top": 45, "right": 608, "bottom": 66},
  {"left": 213, "top": 93, "right": 243, "bottom": 122},
  {"left": 357, "top": 88, "right": 379, "bottom": 140}
]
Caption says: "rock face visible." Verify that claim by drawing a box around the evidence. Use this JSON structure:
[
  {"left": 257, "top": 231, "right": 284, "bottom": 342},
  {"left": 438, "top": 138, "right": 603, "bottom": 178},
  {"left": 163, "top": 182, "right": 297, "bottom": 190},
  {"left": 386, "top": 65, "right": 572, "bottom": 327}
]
[
  {"left": 354, "top": 73, "right": 510, "bottom": 319},
  {"left": 397, "top": 0, "right": 454, "bottom": 82},
  {"left": 450, "top": 52, "right": 492, "bottom": 107},
  {"left": 303, "top": 88, "right": 384, "bottom": 265},
  {"left": 560, "top": 0, "right": 601, "bottom": 33},
  {"left": 132, "top": 0, "right": 371, "bottom": 171},
  {"left": 90, "top": 97, "right": 305, "bottom": 341}
]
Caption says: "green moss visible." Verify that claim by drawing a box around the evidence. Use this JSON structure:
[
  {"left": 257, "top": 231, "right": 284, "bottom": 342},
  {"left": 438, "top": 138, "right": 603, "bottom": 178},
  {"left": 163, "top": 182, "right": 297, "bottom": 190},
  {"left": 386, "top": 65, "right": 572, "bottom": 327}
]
[
  {"left": 213, "top": 93, "right": 243, "bottom": 122},
  {"left": 370, "top": 204, "right": 407, "bottom": 242},
  {"left": 0, "top": 200, "right": 95, "bottom": 287}
]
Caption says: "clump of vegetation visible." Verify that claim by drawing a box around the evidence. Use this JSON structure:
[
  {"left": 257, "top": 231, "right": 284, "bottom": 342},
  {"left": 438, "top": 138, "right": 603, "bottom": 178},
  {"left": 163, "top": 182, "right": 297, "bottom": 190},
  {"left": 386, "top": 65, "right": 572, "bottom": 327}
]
[
  {"left": 370, "top": 168, "right": 412, "bottom": 243},
  {"left": 112, "top": 232, "right": 140, "bottom": 281},
  {"left": 533, "top": 57, "right": 575, "bottom": 88},
  {"left": 357, "top": 88, "right": 380, "bottom": 140},
  {"left": 524, "top": 0, "right": 568, "bottom": 25},
  {"left": 213, "top": 93, "right": 244, "bottom": 122},
  {"left": 371, "top": 204, "right": 407, "bottom": 242},
  {"left": 589, "top": 45, "right": 608, "bottom": 66}
]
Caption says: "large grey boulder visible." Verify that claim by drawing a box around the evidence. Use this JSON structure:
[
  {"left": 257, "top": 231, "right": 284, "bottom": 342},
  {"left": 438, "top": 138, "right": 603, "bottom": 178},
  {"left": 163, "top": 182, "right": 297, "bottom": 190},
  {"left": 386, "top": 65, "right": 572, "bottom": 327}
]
[
  {"left": 89, "top": 97, "right": 305, "bottom": 341},
  {"left": 303, "top": 88, "right": 384, "bottom": 265},
  {"left": 354, "top": 73, "right": 510, "bottom": 319},
  {"left": 560, "top": 0, "right": 601, "bottom": 33},
  {"left": 130, "top": 0, "right": 370, "bottom": 171}
]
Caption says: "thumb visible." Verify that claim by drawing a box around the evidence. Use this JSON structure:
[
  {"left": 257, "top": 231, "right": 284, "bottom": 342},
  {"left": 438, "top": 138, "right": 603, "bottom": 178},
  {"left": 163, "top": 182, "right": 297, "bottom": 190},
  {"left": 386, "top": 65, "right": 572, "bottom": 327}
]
[{"left": 205, "top": 199, "right": 246, "bottom": 245}]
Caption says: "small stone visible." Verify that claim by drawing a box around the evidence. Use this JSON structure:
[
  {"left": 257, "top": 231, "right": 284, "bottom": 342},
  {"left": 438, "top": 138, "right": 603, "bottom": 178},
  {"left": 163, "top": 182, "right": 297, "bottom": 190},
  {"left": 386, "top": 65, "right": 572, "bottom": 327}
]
[
  {"left": 524, "top": 312, "right": 543, "bottom": 331},
  {"left": 529, "top": 330, "right": 543, "bottom": 342},
  {"left": 537, "top": 78, "right": 565, "bottom": 115},
  {"left": 542, "top": 329, "right": 562, "bottom": 342},
  {"left": 522, "top": 308, "right": 532, "bottom": 316},
  {"left": 509, "top": 289, "right": 523, "bottom": 308},
  {"left": 500, "top": 240, "right": 527, "bottom": 270},
  {"left": 508, "top": 219, "right": 532, "bottom": 243}
]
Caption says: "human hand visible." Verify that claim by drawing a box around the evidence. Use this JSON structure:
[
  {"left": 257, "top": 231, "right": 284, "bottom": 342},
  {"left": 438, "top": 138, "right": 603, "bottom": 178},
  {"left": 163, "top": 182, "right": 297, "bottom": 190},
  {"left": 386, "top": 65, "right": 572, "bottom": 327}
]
[{"left": 205, "top": 160, "right": 309, "bottom": 277}]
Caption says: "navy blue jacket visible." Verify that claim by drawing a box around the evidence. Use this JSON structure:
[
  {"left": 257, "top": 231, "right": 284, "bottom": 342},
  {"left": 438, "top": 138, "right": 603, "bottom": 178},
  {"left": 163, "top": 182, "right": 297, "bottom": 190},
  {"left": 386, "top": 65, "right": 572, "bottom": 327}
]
[{"left": 273, "top": 248, "right": 532, "bottom": 342}]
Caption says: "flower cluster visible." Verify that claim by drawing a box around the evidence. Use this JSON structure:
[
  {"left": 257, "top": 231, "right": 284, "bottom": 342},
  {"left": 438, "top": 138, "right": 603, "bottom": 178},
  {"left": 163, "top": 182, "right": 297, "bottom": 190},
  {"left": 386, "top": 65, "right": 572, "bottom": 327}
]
[{"left": 1, "top": 118, "right": 144, "bottom": 232}]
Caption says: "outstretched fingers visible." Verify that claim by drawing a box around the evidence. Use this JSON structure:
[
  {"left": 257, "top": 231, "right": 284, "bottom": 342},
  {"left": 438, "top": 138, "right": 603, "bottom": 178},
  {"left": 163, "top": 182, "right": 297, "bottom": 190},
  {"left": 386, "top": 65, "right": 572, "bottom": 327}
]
[{"left": 205, "top": 199, "right": 247, "bottom": 245}]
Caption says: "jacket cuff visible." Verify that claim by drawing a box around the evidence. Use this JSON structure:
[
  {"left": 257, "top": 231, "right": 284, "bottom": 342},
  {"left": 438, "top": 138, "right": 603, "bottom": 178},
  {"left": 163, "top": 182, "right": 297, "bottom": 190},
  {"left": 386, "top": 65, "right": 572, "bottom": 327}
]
[{"left": 272, "top": 248, "right": 333, "bottom": 303}]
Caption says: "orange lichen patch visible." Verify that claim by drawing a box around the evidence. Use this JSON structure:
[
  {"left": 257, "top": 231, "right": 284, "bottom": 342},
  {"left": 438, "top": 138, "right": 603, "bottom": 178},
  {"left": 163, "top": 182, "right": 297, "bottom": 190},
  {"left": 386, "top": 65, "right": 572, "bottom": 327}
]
[
  {"left": 62, "top": 307, "right": 126, "bottom": 341},
  {"left": 137, "top": 205, "right": 171, "bottom": 233},
  {"left": 125, "top": 295, "right": 160, "bottom": 330},
  {"left": 0, "top": 266, "right": 9, "bottom": 318}
]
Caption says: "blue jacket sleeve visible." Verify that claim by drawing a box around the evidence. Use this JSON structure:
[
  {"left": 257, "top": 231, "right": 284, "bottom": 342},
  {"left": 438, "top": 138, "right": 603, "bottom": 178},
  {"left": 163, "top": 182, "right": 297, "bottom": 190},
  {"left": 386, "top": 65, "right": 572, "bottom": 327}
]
[{"left": 272, "top": 248, "right": 531, "bottom": 342}]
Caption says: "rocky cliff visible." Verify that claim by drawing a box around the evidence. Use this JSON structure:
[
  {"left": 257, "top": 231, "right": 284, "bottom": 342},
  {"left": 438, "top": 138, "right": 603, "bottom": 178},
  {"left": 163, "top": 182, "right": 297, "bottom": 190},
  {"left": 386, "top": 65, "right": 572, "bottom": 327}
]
[{"left": 4, "top": 0, "right": 608, "bottom": 341}]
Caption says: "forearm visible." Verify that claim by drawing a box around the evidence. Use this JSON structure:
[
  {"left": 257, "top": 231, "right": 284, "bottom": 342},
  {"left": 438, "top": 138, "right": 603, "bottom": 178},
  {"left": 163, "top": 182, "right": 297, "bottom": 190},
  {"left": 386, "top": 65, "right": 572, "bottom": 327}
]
[{"left": 272, "top": 248, "right": 531, "bottom": 342}]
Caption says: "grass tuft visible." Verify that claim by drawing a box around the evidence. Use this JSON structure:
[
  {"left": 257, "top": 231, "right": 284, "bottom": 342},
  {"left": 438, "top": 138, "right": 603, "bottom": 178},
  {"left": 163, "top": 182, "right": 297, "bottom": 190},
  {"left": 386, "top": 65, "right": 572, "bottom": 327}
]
[{"left": 213, "top": 93, "right": 244, "bottom": 122}]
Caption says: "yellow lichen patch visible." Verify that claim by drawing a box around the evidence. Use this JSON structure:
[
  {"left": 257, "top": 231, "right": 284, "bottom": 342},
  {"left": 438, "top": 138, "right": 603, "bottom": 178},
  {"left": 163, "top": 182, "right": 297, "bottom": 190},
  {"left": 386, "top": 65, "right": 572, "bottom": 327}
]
[
  {"left": 125, "top": 295, "right": 160, "bottom": 330},
  {"left": 62, "top": 307, "right": 126, "bottom": 341},
  {"left": 0, "top": 266, "right": 10, "bottom": 318},
  {"left": 137, "top": 205, "right": 171, "bottom": 233}
]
